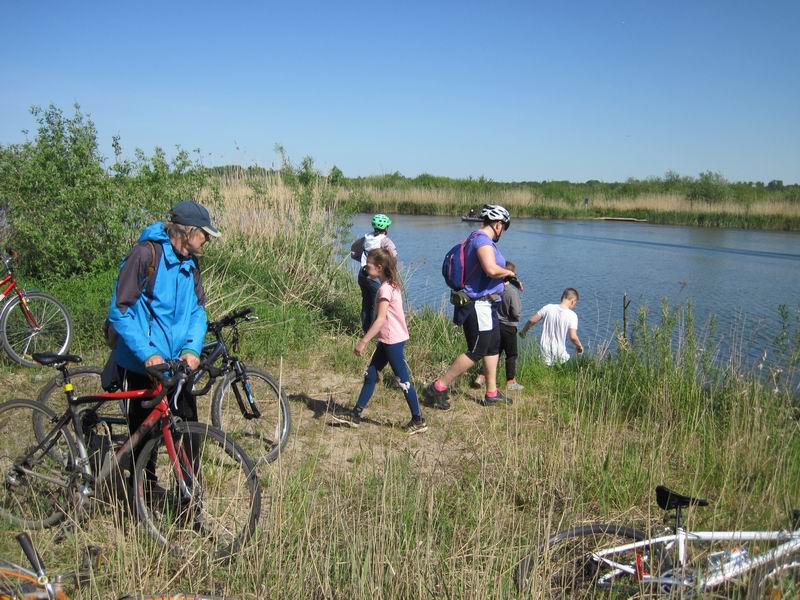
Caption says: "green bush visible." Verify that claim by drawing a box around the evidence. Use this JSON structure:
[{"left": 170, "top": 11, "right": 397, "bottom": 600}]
[{"left": 0, "top": 104, "right": 207, "bottom": 281}]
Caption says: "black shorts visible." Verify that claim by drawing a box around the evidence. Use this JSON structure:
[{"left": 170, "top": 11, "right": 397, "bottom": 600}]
[{"left": 461, "top": 301, "right": 501, "bottom": 361}]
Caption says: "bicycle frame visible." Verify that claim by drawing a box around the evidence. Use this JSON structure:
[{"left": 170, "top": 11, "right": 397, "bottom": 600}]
[
  {"left": 0, "top": 272, "right": 37, "bottom": 328},
  {"left": 34, "top": 378, "right": 195, "bottom": 502},
  {"left": 199, "top": 327, "right": 261, "bottom": 420},
  {"left": 592, "top": 526, "right": 800, "bottom": 590}
]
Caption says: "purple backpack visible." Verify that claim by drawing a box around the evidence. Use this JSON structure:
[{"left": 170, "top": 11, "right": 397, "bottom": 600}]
[{"left": 442, "top": 231, "right": 481, "bottom": 291}]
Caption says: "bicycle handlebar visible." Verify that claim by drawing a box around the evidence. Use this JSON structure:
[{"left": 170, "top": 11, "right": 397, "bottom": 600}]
[
  {"left": 143, "top": 359, "right": 221, "bottom": 403},
  {"left": 141, "top": 361, "right": 191, "bottom": 409},
  {"left": 208, "top": 306, "right": 255, "bottom": 330}
]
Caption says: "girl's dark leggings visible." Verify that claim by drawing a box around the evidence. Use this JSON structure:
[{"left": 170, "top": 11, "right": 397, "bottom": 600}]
[{"left": 356, "top": 341, "right": 421, "bottom": 418}]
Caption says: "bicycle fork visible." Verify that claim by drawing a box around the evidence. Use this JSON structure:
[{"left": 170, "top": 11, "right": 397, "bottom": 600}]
[
  {"left": 162, "top": 421, "right": 198, "bottom": 505},
  {"left": 231, "top": 363, "right": 261, "bottom": 420}
]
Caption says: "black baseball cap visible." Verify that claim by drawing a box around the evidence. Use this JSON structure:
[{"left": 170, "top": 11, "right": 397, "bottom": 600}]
[{"left": 168, "top": 200, "right": 221, "bottom": 237}]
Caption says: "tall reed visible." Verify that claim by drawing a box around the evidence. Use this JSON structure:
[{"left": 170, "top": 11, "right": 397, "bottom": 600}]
[{"left": 341, "top": 186, "right": 800, "bottom": 230}]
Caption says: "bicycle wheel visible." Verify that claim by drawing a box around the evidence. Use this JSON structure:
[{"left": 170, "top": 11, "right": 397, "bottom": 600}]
[
  {"left": 0, "top": 292, "right": 73, "bottom": 368},
  {"left": 0, "top": 399, "right": 80, "bottom": 528},
  {"left": 747, "top": 553, "right": 800, "bottom": 599},
  {"left": 133, "top": 421, "right": 261, "bottom": 560},
  {"left": 211, "top": 367, "right": 291, "bottom": 464},
  {"left": 515, "top": 523, "right": 665, "bottom": 597}
]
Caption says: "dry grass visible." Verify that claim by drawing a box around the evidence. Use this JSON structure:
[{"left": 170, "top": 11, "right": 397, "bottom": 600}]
[
  {"left": 0, "top": 173, "right": 796, "bottom": 597},
  {"left": 344, "top": 186, "right": 800, "bottom": 219},
  {"left": 0, "top": 340, "right": 796, "bottom": 599}
]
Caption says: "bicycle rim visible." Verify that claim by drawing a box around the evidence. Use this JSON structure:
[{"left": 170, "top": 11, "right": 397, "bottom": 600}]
[
  {"left": 1, "top": 292, "right": 72, "bottom": 367},
  {"left": 747, "top": 554, "right": 800, "bottom": 599},
  {"left": 0, "top": 399, "right": 79, "bottom": 528},
  {"left": 133, "top": 421, "right": 261, "bottom": 560},
  {"left": 211, "top": 368, "right": 291, "bottom": 464}
]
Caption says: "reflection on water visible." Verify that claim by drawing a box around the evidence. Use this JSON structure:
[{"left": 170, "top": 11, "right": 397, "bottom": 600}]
[{"left": 347, "top": 214, "right": 800, "bottom": 382}]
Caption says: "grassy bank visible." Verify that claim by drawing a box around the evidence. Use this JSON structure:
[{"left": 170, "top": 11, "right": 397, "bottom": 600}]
[
  {"left": 341, "top": 185, "right": 800, "bottom": 230},
  {"left": 1, "top": 297, "right": 797, "bottom": 598},
  {"left": 0, "top": 166, "right": 798, "bottom": 598}
]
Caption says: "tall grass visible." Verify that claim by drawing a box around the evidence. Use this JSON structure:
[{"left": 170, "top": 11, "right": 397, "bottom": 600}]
[
  {"left": 341, "top": 185, "right": 800, "bottom": 230},
  {"left": 5, "top": 299, "right": 795, "bottom": 598},
  {"left": 1, "top": 169, "right": 797, "bottom": 598}
]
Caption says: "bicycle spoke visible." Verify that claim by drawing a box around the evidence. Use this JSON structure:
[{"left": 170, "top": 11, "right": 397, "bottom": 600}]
[
  {"left": 212, "top": 368, "right": 290, "bottom": 464},
  {"left": 134, "top": 422, "right": 260, "bottom": 559},
  {"left": 2, "top": 293, "right": 72, "bottom": 366},
  {"left": 525, "top": 525, "right": 668, "bottom": 598},
  {"left": 0, "top": 400, "right": 76, "bottom": 528}
]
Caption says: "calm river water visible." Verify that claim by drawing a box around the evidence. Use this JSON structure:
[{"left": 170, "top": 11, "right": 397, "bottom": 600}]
[{"left": 347, "top": 214, "right": 800, "bottom": 380}]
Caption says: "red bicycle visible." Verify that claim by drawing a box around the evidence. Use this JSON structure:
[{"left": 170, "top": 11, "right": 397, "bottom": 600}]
[
  {"left": 0, "top": 249, "right": 72, "bottom": 367},
  {"left": 0, "top": 352, "right": 261, "bottom": 560}
]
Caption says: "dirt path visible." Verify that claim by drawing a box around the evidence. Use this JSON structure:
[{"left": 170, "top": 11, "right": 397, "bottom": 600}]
[{"left": 268, "top": 363, "right": 551, "bottom": 480}]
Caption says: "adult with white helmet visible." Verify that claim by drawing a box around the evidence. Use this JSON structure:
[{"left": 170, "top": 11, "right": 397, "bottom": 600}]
[
  {"left": 350, "top": 214, "right": 398, "bottom": 333},
  {"left": 423, "top": 204, "right": 522, "bottom": 409}
]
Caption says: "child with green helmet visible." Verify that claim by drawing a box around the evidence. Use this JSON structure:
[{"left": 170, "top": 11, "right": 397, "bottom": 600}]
[{"left": 350, "top": 214, "right": 398, "bottom": 333}]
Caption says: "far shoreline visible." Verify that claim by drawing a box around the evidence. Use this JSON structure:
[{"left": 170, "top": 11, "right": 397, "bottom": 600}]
[{"left": 341, "top": 194, "right": 800, "bottom": 232}]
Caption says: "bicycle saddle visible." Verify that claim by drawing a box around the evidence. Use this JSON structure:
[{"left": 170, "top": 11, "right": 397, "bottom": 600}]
[
  {"left": 32, "top": 352, "right": 82, "bottom": 366},
  {"left": 656, "top": 485, "right": 709, "bottom": 510}
]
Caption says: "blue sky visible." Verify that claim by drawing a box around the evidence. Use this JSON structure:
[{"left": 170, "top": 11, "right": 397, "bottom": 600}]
[{"left": 1, "top": 0, "right": 798, "bottom": 182}]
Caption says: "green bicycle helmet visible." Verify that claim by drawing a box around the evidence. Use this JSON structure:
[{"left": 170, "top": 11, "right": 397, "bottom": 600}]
[{"left": 371, "top": 214, "right": 392, "bottom": 231}]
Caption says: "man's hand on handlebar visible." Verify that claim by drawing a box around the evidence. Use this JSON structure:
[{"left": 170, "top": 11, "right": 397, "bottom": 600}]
[
  {"left": 145, "top": 354, "right": 165, "bottom": 368},
  {"left": 181, "top": 353, "right": 201, "bottom": 370}
]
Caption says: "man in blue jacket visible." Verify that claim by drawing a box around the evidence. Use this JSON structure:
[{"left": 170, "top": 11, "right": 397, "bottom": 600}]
[{"left": 107, "top": 200, "right": 219, "bottom": 486}]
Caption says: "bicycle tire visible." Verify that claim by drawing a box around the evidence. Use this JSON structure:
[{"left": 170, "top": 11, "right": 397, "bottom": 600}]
[
  {"left": 746, "top": 552, "right": 800, "bottom": 600},
  {"left": 0, "top": 399, "right": 81, "bottom": 529},
  {"left": 133, "top": 421, "right": 261, "bottom": 560},
  {"left": 210, "top": 367, "right": 291, "bottom": 464},
  {"left": 515, "top": 523, "right": 661, "bottom": 597},
  {"left": 0, "top": 292, "right": 73, "bottom": 368}
]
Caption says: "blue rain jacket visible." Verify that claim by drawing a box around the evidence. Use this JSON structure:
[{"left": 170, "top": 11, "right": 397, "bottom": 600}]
[{"left": 108, "top": 222, "right": 207, "bottom": 374}]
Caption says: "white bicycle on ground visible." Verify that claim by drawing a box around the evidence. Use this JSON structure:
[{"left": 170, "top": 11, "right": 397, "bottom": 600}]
[{"left": 515, "top": 485, "right": 800, "bottom": 598}]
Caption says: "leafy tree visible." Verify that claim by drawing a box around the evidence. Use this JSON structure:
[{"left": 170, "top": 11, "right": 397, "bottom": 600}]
[
  {"left": 0, "top": 104, "right": 206, "bottom": 280},
  {"left": 328, "top": 165, "right": 343, "bottom": 186}
]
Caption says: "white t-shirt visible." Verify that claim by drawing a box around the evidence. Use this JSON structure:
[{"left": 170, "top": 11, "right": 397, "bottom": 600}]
[{"left": 537, "top": 304, "right": 578, "bottom": 366}]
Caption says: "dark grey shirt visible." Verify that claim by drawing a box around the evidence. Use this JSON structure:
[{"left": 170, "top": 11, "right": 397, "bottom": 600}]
[{"left": 498, "top": 284, "right": 521, "bottom": 327}]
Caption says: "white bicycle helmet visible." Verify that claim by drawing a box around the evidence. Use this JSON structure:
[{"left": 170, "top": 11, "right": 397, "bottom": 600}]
[{"left": 480, "top": 204, "right": 511, "bottom": 229}]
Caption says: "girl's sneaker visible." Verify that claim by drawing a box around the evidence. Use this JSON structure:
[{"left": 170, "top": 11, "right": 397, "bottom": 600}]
[
  {"left": 331, "top": 409, "right": 362, "bottom": 428},
  {"left": 404, "top": 417, "right": 428, "bottom": 435},
  {"left": 483, "top": 390, "right": 513, "bottom": 406},
  {"left": 507, "top": 380, "right": 524, "bottom": 391}
]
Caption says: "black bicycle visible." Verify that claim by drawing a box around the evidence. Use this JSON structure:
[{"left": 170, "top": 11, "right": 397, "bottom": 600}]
[{"left": 191, "top": 307, "right": 291, "bottom": 465}]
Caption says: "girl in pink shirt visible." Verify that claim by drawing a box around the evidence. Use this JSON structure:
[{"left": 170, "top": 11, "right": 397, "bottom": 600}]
[{"left": 332, "top": 249, "right": 427, "bottom": 434}]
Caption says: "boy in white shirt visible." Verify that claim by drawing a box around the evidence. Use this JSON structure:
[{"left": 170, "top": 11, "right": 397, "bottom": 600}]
[{"left": 519, "top": 288, "right": 584, "bottom": 365}]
